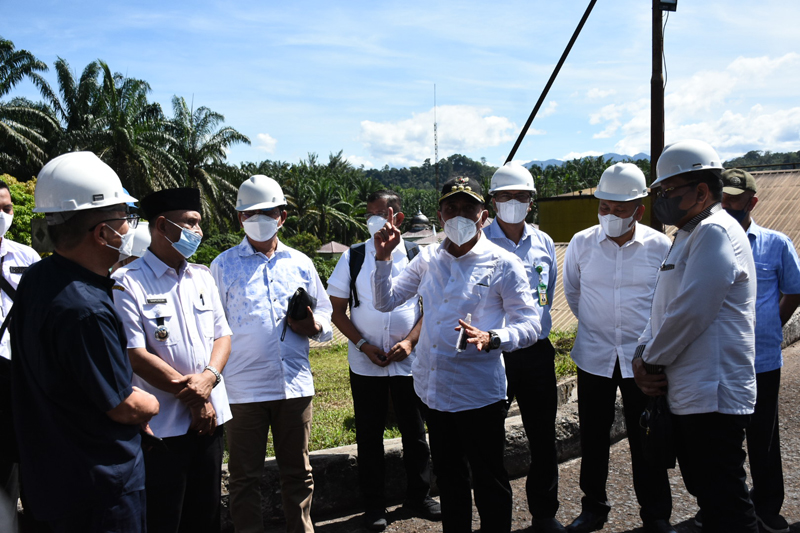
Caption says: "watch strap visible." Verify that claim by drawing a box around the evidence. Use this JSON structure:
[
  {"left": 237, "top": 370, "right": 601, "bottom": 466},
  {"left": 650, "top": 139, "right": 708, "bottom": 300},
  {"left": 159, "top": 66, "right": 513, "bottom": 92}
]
[{"left": 204, "top": 365, "right": 222, "bottom": 387}]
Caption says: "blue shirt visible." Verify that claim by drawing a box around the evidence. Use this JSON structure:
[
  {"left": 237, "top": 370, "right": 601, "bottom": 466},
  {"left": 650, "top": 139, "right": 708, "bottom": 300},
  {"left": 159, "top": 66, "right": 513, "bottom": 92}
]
[
  {"left": 483, "top": 221, "right": 556, "bottom": 338},
  {"left": 748, "top": 220, "right": 800, "bottom": 373},
  {"left": 11, "top": 254, "right": 143, "bottom": 521}
]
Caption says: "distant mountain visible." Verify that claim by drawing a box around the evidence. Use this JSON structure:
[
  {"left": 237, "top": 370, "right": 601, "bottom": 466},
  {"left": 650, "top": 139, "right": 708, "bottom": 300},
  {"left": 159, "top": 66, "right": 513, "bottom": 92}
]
[{"left": 523, "top": 152, "right": 650, "bottom": 168}]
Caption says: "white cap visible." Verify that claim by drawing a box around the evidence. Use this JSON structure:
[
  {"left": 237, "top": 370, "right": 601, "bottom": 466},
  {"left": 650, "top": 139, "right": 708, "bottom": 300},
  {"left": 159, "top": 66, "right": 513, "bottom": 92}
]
[
  {"left": 594, "top": 163, "right": 648, "bottom": 202},
  {"left": 652, "top": 139, "right": 723, "bottom": 188},
  {"left": 236, "top": 175, "right": 286, "bottom": 211},
  {"left": 489, "top": 163, "right": 535, "bottom": 194}
]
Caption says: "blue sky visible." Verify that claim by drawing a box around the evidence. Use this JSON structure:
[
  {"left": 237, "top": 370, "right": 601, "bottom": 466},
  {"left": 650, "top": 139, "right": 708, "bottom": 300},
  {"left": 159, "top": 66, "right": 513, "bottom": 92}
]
[{"left": 4, "top": 0, "right": 800, "bottom": 169}]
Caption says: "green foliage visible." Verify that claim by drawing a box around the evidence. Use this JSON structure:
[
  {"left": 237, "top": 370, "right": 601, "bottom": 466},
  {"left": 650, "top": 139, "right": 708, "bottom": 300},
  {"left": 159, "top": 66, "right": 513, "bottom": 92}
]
[
  {"left": 0, "top": 174, "right": 41, "bottom": 246},
  {"left": 312, "top": 256, "right": 338, "bottom": 288},
  {"left": 550, "top": 326, "right": 578, "bottom": 378},
  {"left": 724, "top": 150, "right": 800, "bottom": 171},
  {"left": 282, "top": 231, "right": 322, "bottom": 257},
  {"left": 189, "top": 231, "right": 243, "bottom": 266}
]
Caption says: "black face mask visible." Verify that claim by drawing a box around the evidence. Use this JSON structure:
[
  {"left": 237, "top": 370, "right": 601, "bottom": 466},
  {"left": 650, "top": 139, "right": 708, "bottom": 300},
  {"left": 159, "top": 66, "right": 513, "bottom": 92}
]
[
  {"left": 653, "top": 194, "right": 689, "bottom": 226},
  {"left": 725, "top": 207, "right": 748, "bottom": 223}
]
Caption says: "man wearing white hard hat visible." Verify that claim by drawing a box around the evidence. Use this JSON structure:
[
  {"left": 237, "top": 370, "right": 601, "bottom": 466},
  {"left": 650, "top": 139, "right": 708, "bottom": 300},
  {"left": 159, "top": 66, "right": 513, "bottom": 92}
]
[
  {"left": 482, "top": 162, "right": 564, "bottom": 533},
  {"left": 10, "top": 151, "right": 159, "bottom": 531},
  {"left": 211, "top": 175, "right": 333, "bottom": 533},
  {"left": 633, "top": 140, "right": 759, "bottom": 533},
  {"left": 563, "top": 163, "right": 673, "bottom": 533}
]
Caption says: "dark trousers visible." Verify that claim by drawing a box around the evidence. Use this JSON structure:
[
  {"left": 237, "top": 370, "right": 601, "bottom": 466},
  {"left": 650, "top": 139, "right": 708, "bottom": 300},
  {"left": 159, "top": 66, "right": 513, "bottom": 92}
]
[
  {"left": 349, "top": 370, "right": 432, "bottom": 511},
  {"left": 47, "top": 489, "right": 145, "bottom": 533},
  {"left": 673, "top": 412, "right": 758, "bottom": 533},
  {"left": 0, "top": 458, "right": 18, "bottom": 532},
  {"left": 144, "top": 426, "right": 224, "bottom": 533},
  {"left": 746, "top": 368, "right": 784, "bottom": 517},
  {"left": 504, "top": 339, "right": 560, "bottom": 519},
  {"left": 576, "top": 363, "right": 672, "bottom": 522},
  {"left": 427, "top": 401, "right": 511, "bottom": 533}
]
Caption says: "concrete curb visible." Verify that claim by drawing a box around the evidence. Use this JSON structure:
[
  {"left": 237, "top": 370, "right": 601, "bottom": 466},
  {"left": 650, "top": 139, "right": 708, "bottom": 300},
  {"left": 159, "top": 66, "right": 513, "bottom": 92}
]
[{"left": 220, "top": 376, "right": 628, "bottom": 531}]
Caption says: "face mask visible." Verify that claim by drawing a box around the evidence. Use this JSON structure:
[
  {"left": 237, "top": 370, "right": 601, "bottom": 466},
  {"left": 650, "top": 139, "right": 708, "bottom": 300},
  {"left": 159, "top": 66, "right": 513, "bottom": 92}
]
[
  {"left": 598, "top": 213, "right": 635, "bottom": 238},
  {"left": 105, "top": 225, "right": 135, "bottom": 259},
  {"left": 495, "top": 200, "right": 529, "bottom": 224},
  {"left": 165, "top": 219, "right": 202, "bottom": 259},
  {"left": 652, "top": 194, "right": 690, "bottom": 226},
  {"left": 724, "top": 208, "right": 747, "bottom": 224},
  {"left": 367, "top": 215, "right": 388, "bottom": 237},
  {"left": 0, "top": 212, "right": 13, "bottom": 239},
  {"left": 243, "top": 215, "right": 280, "bottom": 242},
  {"left": 444, "top": 215, "right": 480, "bottom": 246}
]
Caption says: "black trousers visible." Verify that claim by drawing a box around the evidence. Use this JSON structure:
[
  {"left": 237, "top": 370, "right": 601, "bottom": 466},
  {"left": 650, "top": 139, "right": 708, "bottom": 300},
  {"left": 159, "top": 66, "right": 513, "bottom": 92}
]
[
  {"left": 673, "top": 412, "right": 758, "bottom": 533},
  {"left": 427, "top": 401, "right": 511, "bottom": 533},
  {"left": 144, "top": 426, "right": 224, "bottom": 533},
  {"left": 746, "top": 368, "right": 784, "bottom": 517},
  {"left": 576, "top": 363, "right": 672, "bottom": 522},
  {"left": 349, "top": 370, "right": 432, "bottom": 511},
  {"left": 503, "top": 338, "right": 560, "bottom": 519}
]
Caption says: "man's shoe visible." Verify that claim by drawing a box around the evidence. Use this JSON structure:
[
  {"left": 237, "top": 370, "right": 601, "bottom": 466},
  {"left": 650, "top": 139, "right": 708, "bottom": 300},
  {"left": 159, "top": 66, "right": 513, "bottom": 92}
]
[
  {"left": 566, "top": 510, "right": 607, "bottom": 532},
  {"left": 756, "top": 513, "right": 790, "bottom": 533},
  {"left": 532, "top": 516, "right": 567, "bottom": 532},
  {"left": 403, "top": 497, "right": 442, "bottom": 521},
  {"left": 363, "top": 509, "right": 387, "bottom": 532},
  {"left": 693, "top": 510, "right": 702, "bottom": 529},
  {"left": 643, "top": 519, "right": 676, "bottom": 533}
]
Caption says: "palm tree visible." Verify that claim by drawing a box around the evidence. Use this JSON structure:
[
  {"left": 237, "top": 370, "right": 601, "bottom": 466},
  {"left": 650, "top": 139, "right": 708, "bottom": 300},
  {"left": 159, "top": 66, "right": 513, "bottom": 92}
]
[
  {"left": 0, "top": 37, "right": 49, "bottom": 98},
  {"left": 165, "top": 95, "right": 250, "bottom": 229}
]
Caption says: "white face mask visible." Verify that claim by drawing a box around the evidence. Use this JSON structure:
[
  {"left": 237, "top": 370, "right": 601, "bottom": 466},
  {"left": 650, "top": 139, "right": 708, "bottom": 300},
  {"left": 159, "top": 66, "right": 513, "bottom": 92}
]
[
  {"left": 367, "top": 215, "right": 388, "bottom": 237},
  {"left": 444, "top": 215, "right": 480, "bottom": 246},
  {"left": 495, "top": 199, "right": 529, "bottom": 224},
  {"left": 106, "top": 226, "right": 135, "bottom": 258},
  {"left": 243, "top": 214, "right": 280, "bottom": 242},
  {"left": 598, "top": 213, "right": 636, "bottom": 238},
  {"left": 0, "top": 212, "right": 13, "bottom": 239}
]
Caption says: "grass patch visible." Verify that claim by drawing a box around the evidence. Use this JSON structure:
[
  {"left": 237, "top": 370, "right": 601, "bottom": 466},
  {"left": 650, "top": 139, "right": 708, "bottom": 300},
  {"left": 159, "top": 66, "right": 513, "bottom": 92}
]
[{"left": 256, "top": 329, "right": 578, "bottom": 458}]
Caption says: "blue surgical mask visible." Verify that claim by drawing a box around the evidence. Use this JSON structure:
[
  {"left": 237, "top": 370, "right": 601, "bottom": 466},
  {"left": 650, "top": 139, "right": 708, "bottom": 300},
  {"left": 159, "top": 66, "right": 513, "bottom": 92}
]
[{"left": 165, "top": 219, "right": 202, "bottom": 259}]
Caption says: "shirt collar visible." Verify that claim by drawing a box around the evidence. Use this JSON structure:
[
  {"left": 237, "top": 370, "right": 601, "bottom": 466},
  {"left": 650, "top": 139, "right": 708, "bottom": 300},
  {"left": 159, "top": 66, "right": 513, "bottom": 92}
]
[
  {"left": 52, "top": 252, "right": 116, "bottom": 291},
  {"left": 439, "top": 231, "right": 491, "bottom": 258},
  {"left": 237, "top": 236, "right": 287, "bottom": 259},
  {"left": 746, "top": 218, "right": 761, "bottom": 242},
  {"left": 681, "top": 202, "right": 722, "bottom": 234},
  {"left": 0, "top": 238, "right": 8, "bottom": 258},
  {"left": 595, "top": 222, "right": 644, "bottom": 246},
  {"left": 142, "top": 249, "right": 186, "bottom": 278}
]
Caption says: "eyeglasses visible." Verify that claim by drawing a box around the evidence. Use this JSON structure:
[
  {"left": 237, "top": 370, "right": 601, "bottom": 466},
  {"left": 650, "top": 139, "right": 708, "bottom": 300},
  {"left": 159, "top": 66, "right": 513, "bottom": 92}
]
[
  {"left": 241, "top": 208, "right": 280, "bottom": 219},
  {"left": 657, "top": 181, "right": 697, "bottom": 199},
  {"left": 494, "top": 192, "right": 532, "bottom": 203},
  {"left": 364, "top": 212, "right": 396, "bottom": 222},
  {"left": 88, "top": 214, "right": 140, "bottom": 232}
]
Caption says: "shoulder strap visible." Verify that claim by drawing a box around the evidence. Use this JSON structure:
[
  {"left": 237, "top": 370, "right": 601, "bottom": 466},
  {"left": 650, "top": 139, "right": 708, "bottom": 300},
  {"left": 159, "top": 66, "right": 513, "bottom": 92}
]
[
  {"left": 0, "top": 257, "right": 13, "bottom": 302},
  {"left": 349, "top": 243, "right": 367, "bottom": 309}
]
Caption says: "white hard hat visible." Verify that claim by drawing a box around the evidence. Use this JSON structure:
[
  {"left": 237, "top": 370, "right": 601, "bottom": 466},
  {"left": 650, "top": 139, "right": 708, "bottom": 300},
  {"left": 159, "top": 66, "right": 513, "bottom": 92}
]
[
  {"left": 652, "top": 139, "right": 723, "bottom": 188},
  {"left": 489, "top": 163, "right": 535, "bottom": 194},
  {"left": 34, "top": 151, "right": 137, "bottom": 213},
  {"left": 236, "top": 175, "right": 286, "bottom": 211},
  {"left": 594, "top": 163, "right": 648, "bottom": 202},
  {"left": 130, "top": 222, "right": 151, "bottom": 258}
]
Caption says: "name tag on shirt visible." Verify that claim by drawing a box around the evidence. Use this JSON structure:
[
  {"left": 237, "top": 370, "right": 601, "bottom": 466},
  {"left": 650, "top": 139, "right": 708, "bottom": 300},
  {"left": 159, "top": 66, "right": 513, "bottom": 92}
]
[
  {"left": 660, "top": 264, "right": 675, "bottom": 271},
  {"left": 9, "top": 267, "right": 27, "bottom": 274},
  {"left": 146, "top": 297, "right": 168, "bottom": 304}
]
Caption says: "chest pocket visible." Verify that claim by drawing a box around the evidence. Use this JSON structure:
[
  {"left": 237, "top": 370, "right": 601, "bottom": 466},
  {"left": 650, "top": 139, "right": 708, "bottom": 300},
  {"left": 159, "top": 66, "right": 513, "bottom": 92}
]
[
  {"left": 142, "top": 303, "right": 177, "bottom": 347},
  {"left": 194, "top": 295, "right": 215, "bottom": 339}
]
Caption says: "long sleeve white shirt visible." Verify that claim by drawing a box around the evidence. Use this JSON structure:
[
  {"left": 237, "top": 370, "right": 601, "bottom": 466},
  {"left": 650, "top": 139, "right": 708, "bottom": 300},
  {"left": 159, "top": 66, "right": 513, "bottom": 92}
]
[
  {"left": 326, "top": 238, "right": 421, "bottom": 377},
  {"left": 112, "top": 251, "right": 233, "bottom": 437},
  {"left": 563, "top": 223, "right": 670, "bottom": 378},
  {"left": 371, "top": 234, "right": 540, "bottom": 412},
  {"left": 0, "top": 238, "right": 40, "bottom": 360},
  {"left": 638, "top": 205, "right": 757, "bottom": 415},
  {"left": 210, "top": 238, "right": 332, "bottom": 404}
]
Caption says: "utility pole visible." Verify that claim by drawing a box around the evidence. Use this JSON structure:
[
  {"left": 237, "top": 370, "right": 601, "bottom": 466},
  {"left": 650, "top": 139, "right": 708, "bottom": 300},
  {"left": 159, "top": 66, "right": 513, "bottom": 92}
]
[{"left": 650, "top": 0, "right": 666, "bottom": 230}]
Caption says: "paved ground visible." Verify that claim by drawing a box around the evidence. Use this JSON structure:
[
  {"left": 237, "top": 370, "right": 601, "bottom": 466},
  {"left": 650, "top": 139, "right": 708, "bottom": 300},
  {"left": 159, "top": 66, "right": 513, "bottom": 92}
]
[{"left": 293, "top": 343, "right": 800, "bottom": 533}]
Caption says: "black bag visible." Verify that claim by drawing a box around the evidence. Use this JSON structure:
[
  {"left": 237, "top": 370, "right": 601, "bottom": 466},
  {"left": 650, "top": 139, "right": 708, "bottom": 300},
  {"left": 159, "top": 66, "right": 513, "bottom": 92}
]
[
  {"left": 639, "top": 395, "right": 676, "bottom": 469},
  {"left": 281, "top": 287, "right": 317, "bottom": 341}
]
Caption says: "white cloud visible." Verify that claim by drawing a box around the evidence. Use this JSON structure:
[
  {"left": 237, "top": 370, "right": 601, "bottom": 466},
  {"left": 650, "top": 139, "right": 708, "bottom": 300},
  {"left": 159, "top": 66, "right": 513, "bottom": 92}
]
[
  {"left": 525, "top": 127, "right": 546, "bottom": 136},
  {"left": 254, "top": 133, "right": 277, "bottom": 154},
  {"left": 587, "top": 88, "right": 616, "bottom": 99},
  {"left": 562, "top": 150, "right": 604, "bottom": 160},
  {"left": 359, "top": 105, "right": 517, "bottom": 167},
  {"left": 345, "top": 155, "right": 375, "bottom": 169},
  {"left": 540, "top": 101, "right": 558, "bottom": 118}
]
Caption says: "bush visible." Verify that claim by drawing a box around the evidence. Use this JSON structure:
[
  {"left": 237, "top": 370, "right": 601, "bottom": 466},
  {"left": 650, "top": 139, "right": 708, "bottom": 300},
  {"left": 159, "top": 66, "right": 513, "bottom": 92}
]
[{"left": 190, "top": 231, "right": 244, "bottom": 266}]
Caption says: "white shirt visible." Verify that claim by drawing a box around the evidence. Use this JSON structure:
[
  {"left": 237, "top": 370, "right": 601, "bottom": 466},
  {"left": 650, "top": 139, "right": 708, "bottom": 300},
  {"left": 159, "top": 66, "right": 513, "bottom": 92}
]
[
  {"left": 563, "top": 223, "right": 670, "bottom": 378},
  {"left": 372, "top": 234, "right": 541, "bottom": 412},
  {"left": 326, "top": 238, "right": 421, "bottom": 377},
  {"left": 0, "top": 238, "right": 40, "bottom": 360},
  {"left": 210, "top": 238, "right": 333, "bottom": 403},
  {"left": 639, "top": 205, "right": 757, "bottom": 416},
  {"left": 112, "top": 250, "right": 233, "bottom": 438},
  {"left": 483, "top": 221, "right": 557, "bottom": 339}
]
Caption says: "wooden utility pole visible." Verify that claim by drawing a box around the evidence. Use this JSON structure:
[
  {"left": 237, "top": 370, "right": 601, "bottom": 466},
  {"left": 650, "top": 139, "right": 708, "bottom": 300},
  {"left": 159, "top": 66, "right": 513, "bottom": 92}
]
[{"left": 650, "top": 0, "right": 665, "bottom": 230}]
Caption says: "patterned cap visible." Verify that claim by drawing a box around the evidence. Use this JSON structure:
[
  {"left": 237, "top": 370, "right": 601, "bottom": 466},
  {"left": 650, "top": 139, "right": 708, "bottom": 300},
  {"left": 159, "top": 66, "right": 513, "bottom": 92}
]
[{"left": 439, "top": 176, "right": 484, "bottom": 203}]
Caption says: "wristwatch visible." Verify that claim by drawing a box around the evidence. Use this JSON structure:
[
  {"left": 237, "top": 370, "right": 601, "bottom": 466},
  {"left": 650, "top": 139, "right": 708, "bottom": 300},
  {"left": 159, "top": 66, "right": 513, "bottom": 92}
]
[
  {"left": 484, "top": 331, "right": 502, "bottom": 353},
  {"left": 204, "top": 365, "right": 222, "bottom": 388},
  {"left": 355, "top": 338, "right": 368, "bottom": 352}
]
